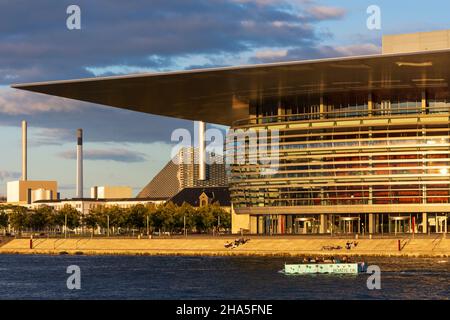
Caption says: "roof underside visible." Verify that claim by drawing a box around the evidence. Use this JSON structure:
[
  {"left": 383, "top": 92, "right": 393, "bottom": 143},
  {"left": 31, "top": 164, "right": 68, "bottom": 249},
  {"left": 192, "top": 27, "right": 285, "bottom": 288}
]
[{"left": 11, "top": 50, "right": 450, "bottom": 126}]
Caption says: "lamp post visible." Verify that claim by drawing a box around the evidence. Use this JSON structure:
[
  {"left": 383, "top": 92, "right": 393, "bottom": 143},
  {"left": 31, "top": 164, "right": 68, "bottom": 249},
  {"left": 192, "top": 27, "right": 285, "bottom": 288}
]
[
  {"left": 107, "top": 214, "right": 110, "bottom": 237},
  {"left": 146, "top": 215, "right": 149, "bottom": 236},
  {"left": 64, "top": 213, "right": 67, "bottom": 239}
]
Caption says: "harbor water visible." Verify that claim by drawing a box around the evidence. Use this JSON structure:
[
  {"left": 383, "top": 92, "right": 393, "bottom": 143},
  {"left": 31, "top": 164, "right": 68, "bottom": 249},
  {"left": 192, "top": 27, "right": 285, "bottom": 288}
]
[{"left": 0, "top": 255, "right": 448, "bottom": 299}]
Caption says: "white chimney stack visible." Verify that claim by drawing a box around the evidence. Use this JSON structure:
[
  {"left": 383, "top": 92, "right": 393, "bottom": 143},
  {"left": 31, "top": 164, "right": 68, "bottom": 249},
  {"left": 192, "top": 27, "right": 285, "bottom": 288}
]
[
  {"left": 76, "top": 128, "right": 83, "bottom": 198},
  {"left": 21, "top": 120, "right": 27, "bottom": 181},
  {"left": 198, "top": 121, "right": 206, "bottom": 180}
]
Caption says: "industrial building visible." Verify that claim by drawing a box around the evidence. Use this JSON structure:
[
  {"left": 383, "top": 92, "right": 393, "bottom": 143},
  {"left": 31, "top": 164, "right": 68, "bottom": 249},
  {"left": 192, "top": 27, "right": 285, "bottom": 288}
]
[
  {"left": 13, "top": 29, "right": 450, "bottom": 235},
  {"left": 30, "top": 197, "right": 166, "bottom": 215},
  {"left": 6, "top": 121, "right": 58, "bottom": 205},
  {"left": 138, "top": 147, "right": 227, "bottom": 199},
  {"left": 91, "top": 185, "right": 133, "bottom": 199}
]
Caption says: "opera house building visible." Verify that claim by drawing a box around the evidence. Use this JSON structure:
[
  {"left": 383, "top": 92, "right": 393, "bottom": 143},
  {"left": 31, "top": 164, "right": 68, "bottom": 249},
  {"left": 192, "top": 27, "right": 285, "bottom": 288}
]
[{"left": 13, "top": 30, "right": 450, "bottom": 235}]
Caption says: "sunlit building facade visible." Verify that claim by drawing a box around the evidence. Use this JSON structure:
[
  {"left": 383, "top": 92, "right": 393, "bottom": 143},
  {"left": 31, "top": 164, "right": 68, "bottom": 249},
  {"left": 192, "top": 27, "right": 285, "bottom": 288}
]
[
  {"left": 13, "top": 29, "right": 450, "bottom": 235},
  {"left": 227, "top": 90, "right": 450, "bottom": 235}
]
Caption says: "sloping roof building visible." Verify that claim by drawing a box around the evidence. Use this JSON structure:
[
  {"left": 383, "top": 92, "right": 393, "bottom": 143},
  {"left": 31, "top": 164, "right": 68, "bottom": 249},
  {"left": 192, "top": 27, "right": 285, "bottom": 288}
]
[
  {"left": 169, "top": 186, "right": 230, "bottom": 207},
  {"left": 137, "top": 147, "right": 227, "bottom": 198}
]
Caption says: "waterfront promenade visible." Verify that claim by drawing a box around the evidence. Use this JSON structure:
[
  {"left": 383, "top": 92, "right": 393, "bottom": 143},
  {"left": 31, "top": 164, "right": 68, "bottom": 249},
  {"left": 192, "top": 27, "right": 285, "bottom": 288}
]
[{"left": 0, "top": 236, "right": 448, "bottom": 257}]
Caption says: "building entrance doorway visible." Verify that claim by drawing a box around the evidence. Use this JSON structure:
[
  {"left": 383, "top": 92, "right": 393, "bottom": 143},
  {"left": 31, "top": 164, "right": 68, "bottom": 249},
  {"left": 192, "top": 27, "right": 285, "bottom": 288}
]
[
  {"left": 389, "top": 216, "right": 410, "bottom": 234},
  {"left": 294, "top": 217, "right": 315, "bottom": 234},
  {"left": 338, "top": 217, "right": 360, "bottom": 234},
  {"left": 436, "top": 216, "right": 448, "bottom": 233}
]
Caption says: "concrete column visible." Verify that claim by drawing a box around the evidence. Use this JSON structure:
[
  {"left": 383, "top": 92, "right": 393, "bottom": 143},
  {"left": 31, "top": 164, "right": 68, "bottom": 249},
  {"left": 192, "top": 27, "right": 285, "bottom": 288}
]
[
  {"left": 320, "top": 214, "right": 328, "bottom": 234},
  {"left": 277, "top": 101, "right": 284, "bottom": 116},
  {"left": 421, "top": 90, "right": 427, "bottom": 113},
  {"left": 258, "top": 216, "right": 264, "bottom": 235},
  {"left": 320, "top": 96, "right": 324, "bottom": 118},
  {"left": 368, "top": 93, "right": 372, "bottom": 116},
  {"left": 286, "top": 215, "right": 293, "bottom": 234},
  {"left": 249, "top": 103, "right": 257, "bottom": 124},
  {"left": 369, "top": 213, "right": 375, "bottom": 234},
  {"left": 21, "top": 120, "right": 27, "bottom": 181},
  {"left": 422, "top": 213, "right": 428, "bottom": 233},
  {"left": 422, "top": 184, "right": 427, "bottom": 204},
  {"left": 198, "top": 121, "right": 206, "bottom": 180}
]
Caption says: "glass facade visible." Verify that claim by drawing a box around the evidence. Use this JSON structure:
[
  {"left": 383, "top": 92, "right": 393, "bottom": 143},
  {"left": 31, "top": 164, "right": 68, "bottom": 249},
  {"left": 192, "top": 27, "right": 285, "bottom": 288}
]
[{"left": 228, "top": 91, "right": 450, "bottom": 234}]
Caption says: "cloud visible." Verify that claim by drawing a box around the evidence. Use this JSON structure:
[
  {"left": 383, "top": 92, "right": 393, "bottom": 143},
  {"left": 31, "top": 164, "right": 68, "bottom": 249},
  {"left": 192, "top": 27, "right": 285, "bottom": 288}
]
[
  {"left": 0, "top": 170, "right": 20, "bottom": 181},
  {"left": 0, "top": 87, "right": 80, "bottom": 115},
  {"left": 0, "top": 0, "right": 353, "bottom": 146},
  {"left": 58, "top": 148, "right": 148, "bottom": 163},
  {"left": 250, "top": 43, "right": 381, "bottom": 63},
  {"left": 254, "top": 49, "right": 288, "bottom": 59},
  {"left": 0, "top": 86, "right": 193, "bottom": 144},
  {"left": 29, "top": 128, "right": 74, "bottom": 146},
  {"left": 330, "top": 43, "right": 381, "bottom": 56},
  {"left": 305, "top": 6, "right": 346, "bottom": 20},
  {"left": 0, "top": 0, "right": 347, "bottom": 83}
]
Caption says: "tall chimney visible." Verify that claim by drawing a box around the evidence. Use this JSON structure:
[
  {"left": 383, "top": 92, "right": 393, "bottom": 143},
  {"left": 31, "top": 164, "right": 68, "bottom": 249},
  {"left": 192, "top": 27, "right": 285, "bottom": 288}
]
[
  {"left": 76, "top": 129, "right": 83, "bottom": 198},
  {"left": 198, "top": 121, "right": 206, "bottom": 180},
  {"left": 21, "top": 120, "right": 27, "bottom": 181}
]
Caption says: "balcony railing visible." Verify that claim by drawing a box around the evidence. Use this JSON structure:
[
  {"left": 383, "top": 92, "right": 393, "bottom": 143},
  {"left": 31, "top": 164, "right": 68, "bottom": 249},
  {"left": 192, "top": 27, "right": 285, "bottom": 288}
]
[{"left": 233, "top": 105, "right": 450, "bottom": 127}]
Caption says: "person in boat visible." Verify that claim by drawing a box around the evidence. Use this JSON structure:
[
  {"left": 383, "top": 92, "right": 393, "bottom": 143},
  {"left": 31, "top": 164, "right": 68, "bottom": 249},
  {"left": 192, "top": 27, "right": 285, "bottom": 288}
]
[
  {"left": 345, "top": 241, "right": 351, "bottom": 250},
  {"left": 323, "top": 257, "right": 332, "bottom": 263}
]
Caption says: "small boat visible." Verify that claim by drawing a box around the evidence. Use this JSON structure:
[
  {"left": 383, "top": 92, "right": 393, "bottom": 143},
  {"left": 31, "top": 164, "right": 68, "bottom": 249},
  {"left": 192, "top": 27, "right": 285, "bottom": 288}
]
[{"left": 284, "top": 261, "right": 367, "bottom": 275}]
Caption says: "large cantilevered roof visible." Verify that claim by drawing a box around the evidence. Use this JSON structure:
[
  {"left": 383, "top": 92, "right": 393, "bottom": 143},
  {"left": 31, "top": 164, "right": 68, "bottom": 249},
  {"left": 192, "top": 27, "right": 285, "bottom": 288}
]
[{"left": 11, "top": 49, "right": 450, "bottom": 126}]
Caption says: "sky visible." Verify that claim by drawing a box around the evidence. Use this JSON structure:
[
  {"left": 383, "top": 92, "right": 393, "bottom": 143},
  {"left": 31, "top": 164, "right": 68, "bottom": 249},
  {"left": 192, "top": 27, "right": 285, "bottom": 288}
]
[{"left": 2, "top": 0, "right": 450, "bottom": 197}]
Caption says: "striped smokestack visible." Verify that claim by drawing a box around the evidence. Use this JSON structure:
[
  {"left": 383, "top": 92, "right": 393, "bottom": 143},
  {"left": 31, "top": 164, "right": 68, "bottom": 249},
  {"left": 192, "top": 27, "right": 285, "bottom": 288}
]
[
  {"left": 21, "top": 120, "right": 27, "bottom": 181},
  {"left": 76, "top": 128, "right": 83, "bottom": 198}
]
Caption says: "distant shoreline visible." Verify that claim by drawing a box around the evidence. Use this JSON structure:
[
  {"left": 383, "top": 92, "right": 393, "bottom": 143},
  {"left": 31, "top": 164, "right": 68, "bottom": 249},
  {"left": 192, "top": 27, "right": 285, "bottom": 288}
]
[{"left": 0, "top": 238, "right": 448, "bottom": 258}]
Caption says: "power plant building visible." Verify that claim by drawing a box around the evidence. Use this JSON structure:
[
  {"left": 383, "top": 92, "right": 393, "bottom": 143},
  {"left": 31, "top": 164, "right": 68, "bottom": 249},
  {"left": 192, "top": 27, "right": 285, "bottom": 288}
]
[
  {"left": 91, "top": 185, "right": 133, "bottom": 199},
  {"left": 13, "top": 29, "right": 450, "bottom": 235},
  {"left": 137, "top": 147, "right": 227, "bottom": 199},
  {"left": 6, "top": 121, "right": 58, "bottom": 205}
]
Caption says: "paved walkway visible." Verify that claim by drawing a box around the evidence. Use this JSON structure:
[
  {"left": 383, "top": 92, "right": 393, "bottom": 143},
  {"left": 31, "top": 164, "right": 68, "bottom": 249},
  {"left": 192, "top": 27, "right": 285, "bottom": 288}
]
[{"left": 0, "top": 237, "right": 448, "bottom": 257}]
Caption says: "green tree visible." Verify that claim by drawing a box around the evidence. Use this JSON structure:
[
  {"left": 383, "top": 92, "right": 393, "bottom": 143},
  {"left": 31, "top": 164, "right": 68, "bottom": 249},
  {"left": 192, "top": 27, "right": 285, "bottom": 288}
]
[
  {"left": 59, "top": 205, "right": 81, "bottom": 230},
  {"left": 162, "top": 202, "right": 177, "bottom": 232},
  {"left": 83, "top": 211, "right": 98, "bottom": 237},
  {"left": 195, "top": 205, "right": 215, "bottom": 233},
  {"left": 210, "top": 202, "right": 231, "bottom": 231},
  {"left": 91, "top": 206, "right": 108, "bottom": 229},
  {"left": 126, "top": 204, "right": 147, "bottom": 231},
  {"left": 152, "top": 202, "right": 175, "bottom": 233},
  {"left": 8, "top": 206, "right": 28, "bottom": 234},
  {"left": 0, "top": 209, "right": 8, "bottom": 234},
  {"left": 174, "top": 202, "right": 195, "bottom": 233},
  {"left": 107, "top": 206, "right": 126, "bottom": 234},
  {"left": 51, "top": 205, "right": 80, "bottom": 232},
  {"left": 27, "top": 206, "right": 53, "bottom": 231}
]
